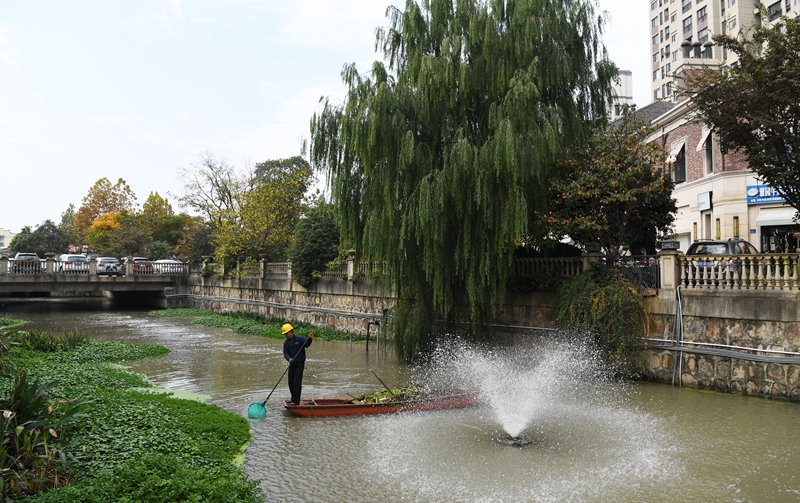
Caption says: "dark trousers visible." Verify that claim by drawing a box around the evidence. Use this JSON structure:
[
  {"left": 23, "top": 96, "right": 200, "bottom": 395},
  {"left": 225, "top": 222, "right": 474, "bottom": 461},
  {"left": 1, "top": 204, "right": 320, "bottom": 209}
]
[{"left": 287, "top": 363, "right": 305, "bottom": 403}]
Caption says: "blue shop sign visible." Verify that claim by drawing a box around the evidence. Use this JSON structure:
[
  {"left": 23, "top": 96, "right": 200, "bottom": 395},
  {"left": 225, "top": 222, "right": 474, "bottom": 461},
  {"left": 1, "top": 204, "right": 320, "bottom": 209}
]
[{"left": 747, "top": 185, "right": 786, "bottom": 205}]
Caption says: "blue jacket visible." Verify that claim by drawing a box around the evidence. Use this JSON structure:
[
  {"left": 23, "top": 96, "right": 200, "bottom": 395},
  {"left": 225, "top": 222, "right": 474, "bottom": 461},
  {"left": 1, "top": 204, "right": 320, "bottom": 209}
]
[{"left": 283, "top": 335, "right": 311, "bottom": 365}]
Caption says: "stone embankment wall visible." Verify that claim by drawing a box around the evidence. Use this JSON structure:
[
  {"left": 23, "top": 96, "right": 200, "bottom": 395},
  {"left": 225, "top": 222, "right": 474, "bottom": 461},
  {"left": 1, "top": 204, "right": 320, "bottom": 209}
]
[
  {"left": 172, "top": 276, "right": 559, "bottom": 337},
  {"left": 644, "top": 275, "right": 800, "bottom": 401},
  {"left": 174, "top": 276, "right": 393, "bottom": 337},
  {"left": 645, "top": 252, "right": 800, "bottom": 401}
]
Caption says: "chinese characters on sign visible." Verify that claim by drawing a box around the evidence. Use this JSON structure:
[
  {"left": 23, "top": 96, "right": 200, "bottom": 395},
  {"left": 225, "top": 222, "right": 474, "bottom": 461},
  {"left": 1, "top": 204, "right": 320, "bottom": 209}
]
[{"left": 747, "top": 185, "right": 786, "bottom": 205}]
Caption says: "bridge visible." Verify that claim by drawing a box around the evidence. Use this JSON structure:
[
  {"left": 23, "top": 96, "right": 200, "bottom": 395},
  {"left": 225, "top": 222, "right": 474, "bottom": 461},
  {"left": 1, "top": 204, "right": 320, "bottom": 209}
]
[{"left": 0, "top": 257, "right": 188, "bottom": 296}]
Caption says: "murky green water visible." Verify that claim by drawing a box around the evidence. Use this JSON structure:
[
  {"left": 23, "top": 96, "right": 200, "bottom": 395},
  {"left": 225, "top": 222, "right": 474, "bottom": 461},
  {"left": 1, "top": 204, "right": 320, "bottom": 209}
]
[{"left": 2, "top": 298, "right": 799, "bottom": 502}]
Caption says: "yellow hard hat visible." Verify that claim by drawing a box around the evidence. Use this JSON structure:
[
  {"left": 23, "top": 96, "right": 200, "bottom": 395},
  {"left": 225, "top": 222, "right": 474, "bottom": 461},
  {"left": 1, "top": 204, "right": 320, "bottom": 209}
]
[{"left": 281, "top": 323, "right": 293, "bottom": 334}]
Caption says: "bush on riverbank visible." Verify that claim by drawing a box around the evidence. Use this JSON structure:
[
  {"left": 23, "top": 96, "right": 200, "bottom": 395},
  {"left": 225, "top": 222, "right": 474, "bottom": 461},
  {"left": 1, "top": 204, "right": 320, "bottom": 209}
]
[
  {"left": 556, "top": 263, "right": 647, "bottom": 377},
  {"left": 152, "top": 308, "right": 365, "bottom": 342},
  {"left": 0, "top": 322, "right": 263, "bottom": 502}
]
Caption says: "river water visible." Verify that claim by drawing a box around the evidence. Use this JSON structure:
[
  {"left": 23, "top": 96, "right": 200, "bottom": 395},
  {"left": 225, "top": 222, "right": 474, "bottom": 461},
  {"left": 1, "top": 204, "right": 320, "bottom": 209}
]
[{"left": 2, "top": 298, "right": 799, "bottom": 502}]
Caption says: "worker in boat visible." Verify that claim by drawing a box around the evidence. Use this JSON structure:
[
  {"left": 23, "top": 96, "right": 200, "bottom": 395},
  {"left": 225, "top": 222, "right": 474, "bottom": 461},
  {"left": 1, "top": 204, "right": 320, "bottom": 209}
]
[{"left": 282, "top": 323, "right": 313, "bottom": 405}]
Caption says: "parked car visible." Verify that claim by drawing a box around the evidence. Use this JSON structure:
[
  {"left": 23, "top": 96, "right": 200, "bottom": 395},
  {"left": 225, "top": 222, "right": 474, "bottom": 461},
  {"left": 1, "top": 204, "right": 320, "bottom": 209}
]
[
  {"left": 123, "top": 257, "right": 154, "bottom": 274},
  {"left": 11, "top": 252, "right": 43, "bottom": 273},
  {"left": 153, "top": 259, "right": 185, "bottom": 274},
  {"left": 57, "top": 254, "right": 89, "bottom": 272},
  {"left": 684, "top": 238, "right": 761, "bottom": 280},
  {"left": 96, "top": 257, "right": 122, "bottom": 276}
]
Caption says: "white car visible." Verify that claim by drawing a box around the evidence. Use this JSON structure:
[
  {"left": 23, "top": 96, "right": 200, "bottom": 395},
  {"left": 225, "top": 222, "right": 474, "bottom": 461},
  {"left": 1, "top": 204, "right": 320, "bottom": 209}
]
[
  {"left": 153, "top": 259, "right": 185, "bottom": 274},
  {"left": 96, "top": 257, "right": 122, "bottom": 276},
  {"left": 57, "top": 254, "right": 88, "bottom": 272}
]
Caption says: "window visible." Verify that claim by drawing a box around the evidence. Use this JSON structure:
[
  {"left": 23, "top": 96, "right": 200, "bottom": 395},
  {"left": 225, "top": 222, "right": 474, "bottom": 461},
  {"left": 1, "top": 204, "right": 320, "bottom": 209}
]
[
  {"left": 667, "top": 81, "right": 673, "bottom": 96},
  {"left": 702, "top": 134, "right": 714, "bottom": 174},
  {"left": 653, "top": 34, "right": 660, "bottom": 46},
  {"left": 729, "top": 0, "right": 735, "bottom": 5},
  {"left": 673, "top": 50, "right": 679, "bottom": 61},
  {"left": 672, "top": 13, "right": 677, "bottom": 22},
  {"left": 682, "top": 0, "right": 692, "bottom": 12},
  {"left": 655, "top": 89, "right": 662, "bottom": 100},
  {"left": 673, "top": 146, "right": 686, "bottom": 183},
  {"left": 652, "top": 0, "right": 658, "bottom": 9},
  {"left": 728, "top": 18, "right": 737, "bottom": 29},
  {"left": 666, "top": 62, "right": 671, "bottom": 74},
  {"left": 654, "top": 52, "right": 661, "bottom": 63},
  {"left": 768, "top": 1, "right": 782, "bottom": 20},
  {"left": 654, "top": 69, "right": 659, "bottom": 82},
  {"left": 653, "top": 17, "right": 659, "bottom": 27},
  {"left": 697, "top": 6, "right": 708, "bottom": 23},
  {"left": 683, "top": 16, "right": 693, "bottom": 33},
  {"left": 672, "top": 33, "right": 678, "bottom": 42},
  {"left": 698, "top": 27, "right": 710, "bottom": 43}
]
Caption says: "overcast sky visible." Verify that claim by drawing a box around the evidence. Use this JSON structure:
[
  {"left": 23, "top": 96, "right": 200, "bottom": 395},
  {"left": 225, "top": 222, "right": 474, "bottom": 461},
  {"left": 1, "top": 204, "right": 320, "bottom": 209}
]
[{"left": 0, "top": 0, "right": 649, "bottom": 234}]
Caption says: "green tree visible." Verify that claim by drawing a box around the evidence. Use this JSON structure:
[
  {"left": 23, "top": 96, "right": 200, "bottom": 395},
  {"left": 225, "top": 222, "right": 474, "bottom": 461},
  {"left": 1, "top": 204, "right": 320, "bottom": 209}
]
[
  {"left": 309, "top": 0, "right": 616, "bottom": 360},
  {"left": 181, "top": 223, "right": 216, "bottom": 265},
  {"left": 289, "top": 200, "right": 340, "bottom": 288},
  {"left": 8, "top": 221, "right": 68, "bottom": 257},
  {"left": 543, "top": 114, "right": 677, "bottom": 255},
  {"left": 212, "top": 161, "right": 313, "bottom": 265},
  {"left": 8, "top": 227, "right": 35, "bottom": 256},
  {"left": 683, "top": 13, "right": 800, "bottom": 215},
  {"left": 59, "top": 204, "right": 78, "bottom": 246},
  {"left": 141, "top": 192, "right": 174, "bottom": 235}
]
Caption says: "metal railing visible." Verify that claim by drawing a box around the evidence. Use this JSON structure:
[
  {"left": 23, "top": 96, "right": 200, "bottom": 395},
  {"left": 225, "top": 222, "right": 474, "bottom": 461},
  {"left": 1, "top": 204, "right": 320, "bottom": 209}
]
[
  {"left": 263, "top": 262, "right": 290, "bottom": 278},
  {"left": 320, "top": 261, "right": 347, "bottom": 280},
  {"left": 604, "top": 255, "right": 661, "bottom": 290}
]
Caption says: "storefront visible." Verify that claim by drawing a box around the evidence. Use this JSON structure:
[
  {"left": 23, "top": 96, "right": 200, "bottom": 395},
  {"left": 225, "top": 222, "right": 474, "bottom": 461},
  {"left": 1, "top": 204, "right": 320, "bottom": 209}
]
[{"left": 748, "top": 185, "right": 800, "bottom": 252}]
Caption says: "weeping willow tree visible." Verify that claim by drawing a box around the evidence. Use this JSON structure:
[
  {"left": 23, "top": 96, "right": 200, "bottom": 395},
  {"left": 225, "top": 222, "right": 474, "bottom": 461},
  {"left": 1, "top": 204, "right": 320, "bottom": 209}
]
[{"left": 309, "top": 0, "right": 616, "bottom": 361}]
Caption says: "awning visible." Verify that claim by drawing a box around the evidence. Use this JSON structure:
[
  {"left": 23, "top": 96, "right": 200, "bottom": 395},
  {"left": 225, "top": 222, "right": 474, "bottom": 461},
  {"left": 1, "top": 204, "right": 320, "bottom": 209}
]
[
  {"left": 667, "top": 141, "right": 685, "bottom": 163},
  {"left": 696, "top": 128, "right": 712, "bottom": 151},
  {"left": 755, "top": 207, "right": 799, "bottom": 226}
]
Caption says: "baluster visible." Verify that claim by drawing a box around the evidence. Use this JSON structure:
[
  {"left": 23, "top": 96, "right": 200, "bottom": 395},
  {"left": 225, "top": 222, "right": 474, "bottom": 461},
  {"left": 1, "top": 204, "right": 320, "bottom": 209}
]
[
  {"left": 782, "top": 254, "right": 789, "bottom": 290},
  {"left": 767, "top": 256, "right": 775, "bottom": 290}
]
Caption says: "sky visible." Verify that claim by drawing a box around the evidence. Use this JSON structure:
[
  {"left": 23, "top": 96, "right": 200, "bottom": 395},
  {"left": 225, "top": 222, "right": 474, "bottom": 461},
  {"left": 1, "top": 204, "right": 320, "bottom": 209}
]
[{"left": 0, "top": 0, "right": 649, "bottom": 234}]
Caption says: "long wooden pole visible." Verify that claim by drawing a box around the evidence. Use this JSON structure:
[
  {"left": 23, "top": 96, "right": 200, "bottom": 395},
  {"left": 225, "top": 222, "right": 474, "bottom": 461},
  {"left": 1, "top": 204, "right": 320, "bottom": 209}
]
[{"left": 371, "top": 370, "right": 396, "bottom": 397}]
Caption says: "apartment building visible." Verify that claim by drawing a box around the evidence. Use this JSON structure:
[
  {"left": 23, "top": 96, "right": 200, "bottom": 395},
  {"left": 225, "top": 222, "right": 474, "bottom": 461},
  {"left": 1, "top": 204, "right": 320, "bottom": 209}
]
[
  {"left": 609, "top": 70, "right": 635, "bottom": 122},
  {"left": 646, "top": 0, "right": 799, "bottom": 252}
]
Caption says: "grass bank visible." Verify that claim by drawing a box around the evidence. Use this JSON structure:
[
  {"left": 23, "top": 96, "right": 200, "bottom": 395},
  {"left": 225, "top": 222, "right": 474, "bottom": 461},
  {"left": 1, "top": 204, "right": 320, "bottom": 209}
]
[
  {"left": 0, "top": 319, "right": 264, "bottom": 502},
  {"left": 151, "top": 308, "right": 365, "bottom": 342}
]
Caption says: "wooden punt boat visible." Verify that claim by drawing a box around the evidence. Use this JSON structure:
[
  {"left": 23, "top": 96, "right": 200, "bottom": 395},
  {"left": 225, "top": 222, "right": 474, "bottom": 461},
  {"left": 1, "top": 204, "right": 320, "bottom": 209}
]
[{"left": 282, "top": 392, "right": 476, "bottom": 418}]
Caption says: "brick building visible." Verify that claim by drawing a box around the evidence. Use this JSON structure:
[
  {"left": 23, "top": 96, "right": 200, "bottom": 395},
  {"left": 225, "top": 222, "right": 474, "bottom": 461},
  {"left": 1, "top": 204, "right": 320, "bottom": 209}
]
[{"left": 644, "top": 0, "right": 799, "bottom": 252}]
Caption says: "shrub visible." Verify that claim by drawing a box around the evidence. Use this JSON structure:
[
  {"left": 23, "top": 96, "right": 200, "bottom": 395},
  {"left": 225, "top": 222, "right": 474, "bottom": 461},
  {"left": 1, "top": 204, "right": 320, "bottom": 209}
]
[
  {"left": 289, "top": 201, "right": 340, "bottom": 288},
  {"left": 556, "top": 263, "right": 647, "bottom": 376},
  {"left": 0, "top": 370, "right": 87, "bottom": 499}
]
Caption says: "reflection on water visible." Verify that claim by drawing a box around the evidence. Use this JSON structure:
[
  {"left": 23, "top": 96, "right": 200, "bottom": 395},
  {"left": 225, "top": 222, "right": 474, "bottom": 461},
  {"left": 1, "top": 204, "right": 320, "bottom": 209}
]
[{"left": 2, "top": 298, "right": 800, "bottom": 502}]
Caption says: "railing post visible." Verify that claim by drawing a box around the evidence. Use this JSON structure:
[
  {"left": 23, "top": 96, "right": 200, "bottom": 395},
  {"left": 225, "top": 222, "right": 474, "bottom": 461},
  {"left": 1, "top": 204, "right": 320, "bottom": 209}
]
[
  {"left": 125, "top": 256, "right": 133, "bottom": 276},
  {"left": 346, "top": 249, "right": 356, "bottom": 280},
  {"left": 0, "top": 256, "right": 7, "bottom": 275},
  {"left": 658, "top": 242, "right": 682, "bottom": 290},
  {"left": 45, "top": 253, "right": 55, "bottom": 274},
  {"left": 89, "top": 258, "right": 97, "bottom": 275}
]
